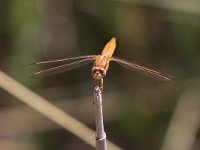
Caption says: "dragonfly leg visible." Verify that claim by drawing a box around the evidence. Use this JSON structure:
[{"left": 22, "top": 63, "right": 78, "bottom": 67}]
[
  {"left": 93, "top": 78, "right": 103, "bottom": 105},
  {"left": 93, "top": 78, "right": 103, "bottom": 92}
]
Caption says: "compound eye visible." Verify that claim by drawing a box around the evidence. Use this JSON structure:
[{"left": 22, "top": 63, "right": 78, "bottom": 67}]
[
  {"left": 91, "top": 67, "right": 106, "bottom": 79},
  {"left": 91, "top": 67, "right": 98, "bottom": 75},
  {"left": 91, "top": 67, "right": 100, "bottom": 78},
  {"left": 99, "top": 68, "right": 106, "bottom": 77}
]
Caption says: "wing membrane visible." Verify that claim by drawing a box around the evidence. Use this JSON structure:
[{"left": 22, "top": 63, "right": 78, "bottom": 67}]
[
  {"left": 33, "top": 55, "right": 97, "bottom": 65},
  {"left": 111, "top": 57, "right": 172, "bottom": 81},
  {"left": 34, "top": 58, "right": 95, "bottom": 77}
]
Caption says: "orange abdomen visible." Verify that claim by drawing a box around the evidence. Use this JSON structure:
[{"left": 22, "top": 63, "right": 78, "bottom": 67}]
[{"left": 101, "top": 38, "right": 116, "bottom": 57}]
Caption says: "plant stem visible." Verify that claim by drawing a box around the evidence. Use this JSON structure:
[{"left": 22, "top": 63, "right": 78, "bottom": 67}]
[
  {"left": 0, "top": 70, "right": 122, "bottom": 149},
  {"left": 93, "top": 85, "right": 107, "bottom": 150}
]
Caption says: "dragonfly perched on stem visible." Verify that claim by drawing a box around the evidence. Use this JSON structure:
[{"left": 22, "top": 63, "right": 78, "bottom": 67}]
[{"left": 34, "top": 38, "right": 172, "bottom": 90}]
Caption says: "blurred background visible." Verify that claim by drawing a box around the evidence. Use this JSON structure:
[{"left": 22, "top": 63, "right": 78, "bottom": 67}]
[{"left": 0, "top": 0, "right": 200, "bottom": 150}]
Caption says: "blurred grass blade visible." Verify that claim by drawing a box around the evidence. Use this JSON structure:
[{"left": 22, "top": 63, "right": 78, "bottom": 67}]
[{"left": 0, "top": 70, "right": 122, "bottom": 150}]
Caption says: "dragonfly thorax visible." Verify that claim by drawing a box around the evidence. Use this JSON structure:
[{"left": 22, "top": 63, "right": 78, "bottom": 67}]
[{"left": 91, "top": 67, "right": 106, "bottom": 80}]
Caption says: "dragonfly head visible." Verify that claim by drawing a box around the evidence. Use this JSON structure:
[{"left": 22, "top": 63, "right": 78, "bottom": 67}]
[{"left": 91, "top": 67, "right": 106, "bottom": 80}]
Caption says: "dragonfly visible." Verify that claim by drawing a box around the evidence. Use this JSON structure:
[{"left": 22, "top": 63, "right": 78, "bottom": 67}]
[{"left": 34, "top": 38, "right": 172, "bottom": 89}]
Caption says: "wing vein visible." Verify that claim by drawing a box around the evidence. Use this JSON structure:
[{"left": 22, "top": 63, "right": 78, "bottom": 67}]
[
  {"left": 34, "top": 58, "right": 95, "bottom": 77},
  {"left": 111, "top": 57, "right": 172, "bottom": 81},
  {"left": 33, "top": 55, "right": 97, "bottom": 65}
]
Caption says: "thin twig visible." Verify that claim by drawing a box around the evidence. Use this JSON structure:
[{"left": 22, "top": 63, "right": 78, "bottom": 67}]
[
  {"left": 0, "top": 70, "right": 121, "bottom": 150},
  {"left": 93, "top": 85, "right": 107, "bottom": 150}
]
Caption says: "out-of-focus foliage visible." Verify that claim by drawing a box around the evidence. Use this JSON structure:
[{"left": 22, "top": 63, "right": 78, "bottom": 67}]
[{"left": 0, "top": 0, "right": 200, "bottom": 150}]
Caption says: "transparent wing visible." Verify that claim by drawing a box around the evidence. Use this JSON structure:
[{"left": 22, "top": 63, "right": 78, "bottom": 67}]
[
  {"left": 32, "top": 55, "right": 97, "bottom": 65},
  {"left": 34, "top": 58, "right": 95, "bottom": 77},
  {"left": 111, "top": 57, "right": 172, "bottom": 81}
]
